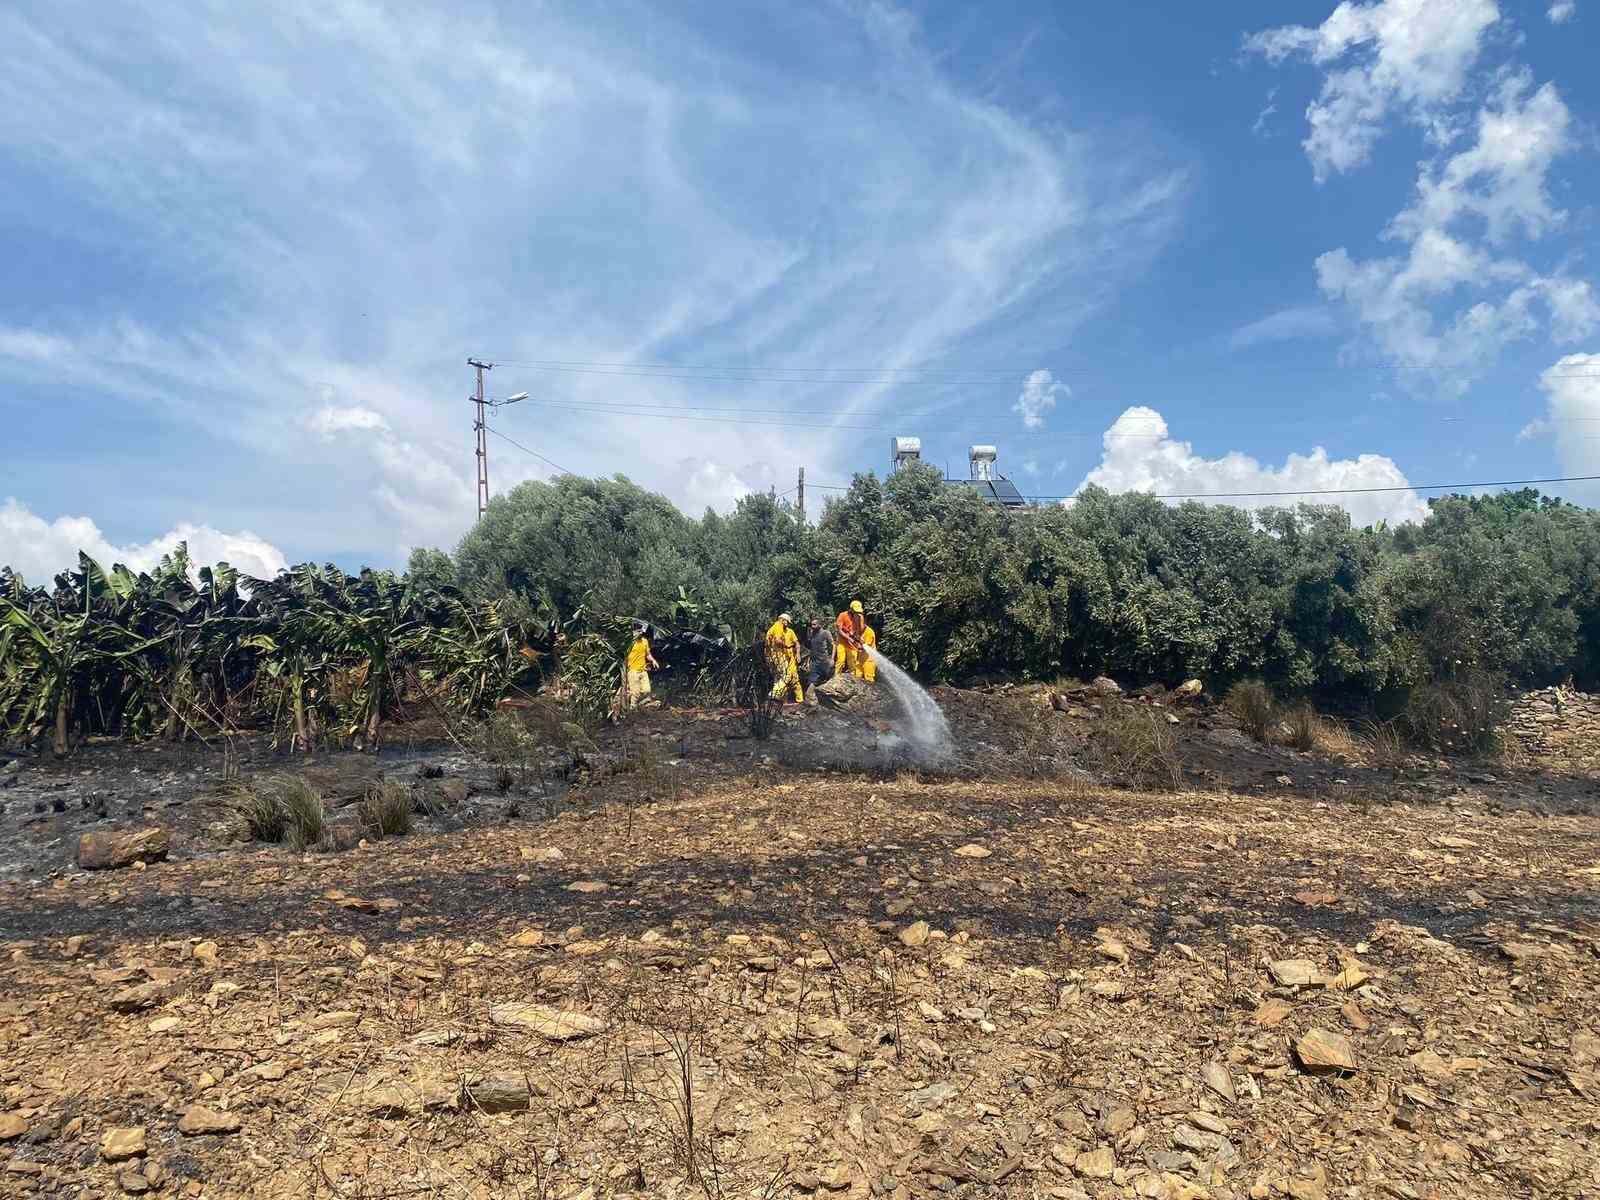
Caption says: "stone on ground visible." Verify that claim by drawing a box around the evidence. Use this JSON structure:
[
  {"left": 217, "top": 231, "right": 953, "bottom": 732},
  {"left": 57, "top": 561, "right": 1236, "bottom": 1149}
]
[
  {"left": 1294, "top": 1028, "right": 1358, "bottom": 1073},
  {"left": 1269, "top": 959, "right": 1324, "bottom": 988},
  {"left": 177, "top": 1106, "right": 242, "bottom": 1136},
  {"left": 898, "top": 921, "right": 931, "bottom": 947},
  {"left": 101, "top": 1127, "right": 146, "bottom": 1161},
  {"left": 489, "top": 1002, "right": 606, "bottom": 1040},
  {"left": 77, "top": 827, "right": 170, "bottom": 870}
]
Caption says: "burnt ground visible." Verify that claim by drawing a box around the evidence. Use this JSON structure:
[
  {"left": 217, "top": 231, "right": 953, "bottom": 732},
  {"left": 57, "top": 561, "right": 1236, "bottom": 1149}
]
[{"left": 0, "top": 684, "right": 1597, "bottom": 1199}]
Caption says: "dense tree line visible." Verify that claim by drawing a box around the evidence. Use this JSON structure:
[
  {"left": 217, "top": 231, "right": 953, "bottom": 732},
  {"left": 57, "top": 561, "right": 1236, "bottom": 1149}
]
[
  {"left": 7, "top": 467, "right": 1597, "bottom": 758},
  {"left": 438, "top": 466, "right": 1600, "bottom": 701}
]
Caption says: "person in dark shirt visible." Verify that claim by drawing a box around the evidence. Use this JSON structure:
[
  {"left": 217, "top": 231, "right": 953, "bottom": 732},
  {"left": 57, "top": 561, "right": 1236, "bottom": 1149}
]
[{"left": 806, "top": 617, "right": 834, "bottom": 704}]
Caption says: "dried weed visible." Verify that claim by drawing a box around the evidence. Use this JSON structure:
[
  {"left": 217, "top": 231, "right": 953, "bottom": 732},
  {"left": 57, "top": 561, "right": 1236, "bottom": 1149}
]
[{"left": 360, "top": 780, "right": 413, "bottom": 839}]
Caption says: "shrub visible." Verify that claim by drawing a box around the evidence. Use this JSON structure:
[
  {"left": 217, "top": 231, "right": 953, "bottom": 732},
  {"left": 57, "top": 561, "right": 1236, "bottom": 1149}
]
[
  {"left": 560, "top": 631, "right": 629, "bottom": 721},
  {"left": 1310, "top": 714, "right": 1360, "bottom": 759},
  {"left": 232, "top": 774, "right": 328, "bottom": 850},
  {"left": 1285, "top": 704, "right": 1317, "bottom": 751},
  {"left": 1399, "top": 671, "right": 1509, "bottom": 755},
  {"left": 482, "top": 709, "right": 530, "bottom": 765},
  {"left": 1092, "top": 708, "right": 1184, "bottom": 791},
  {"left": 360, "top": 780, "right": 413, "bottom": 839},
  {"left": 1362, "top": 720, "right": 1407, "bottom": 771},
  {"left": 277, "top": 775, "right": 328, "bottom": 851},
  {"left": 233, "top": 781, "right": 288, "bottom": 843},
  {"left": 1226, "top": 679, "right": 1279, "bottom": 743}
]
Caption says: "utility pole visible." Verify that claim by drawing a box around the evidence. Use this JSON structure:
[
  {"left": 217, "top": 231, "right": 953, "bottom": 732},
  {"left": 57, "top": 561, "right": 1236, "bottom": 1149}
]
[
  {"left": 469, "top": 358, "right": 493, "bottom": 520},
  {"left": 797, "top": 467, "right": 805, "bottom": 522}
]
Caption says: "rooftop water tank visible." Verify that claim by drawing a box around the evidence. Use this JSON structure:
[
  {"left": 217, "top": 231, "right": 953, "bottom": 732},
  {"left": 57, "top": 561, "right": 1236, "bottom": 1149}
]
[
  {"left": 891, "top": 436, "right": 923, "bottom": 470},
  {"left": 969, "top": 444, "right": 998, "bottom": 480}
]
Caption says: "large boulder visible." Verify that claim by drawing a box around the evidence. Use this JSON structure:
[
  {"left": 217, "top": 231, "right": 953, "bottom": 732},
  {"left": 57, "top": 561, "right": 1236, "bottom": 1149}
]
[
  {"left": 77, "top": 827, "right": 170, "bottom": 871},
  {"left": 814, "top": 672, "right": 894, "bottom": 717}
]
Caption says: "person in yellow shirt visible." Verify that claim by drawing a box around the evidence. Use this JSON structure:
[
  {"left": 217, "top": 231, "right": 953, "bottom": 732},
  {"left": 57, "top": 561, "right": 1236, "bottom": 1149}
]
[
  {"left": 859, "top": 624, "right": 878, "bottom": 682},
  {"left": 764, "top": 613, "right": 804, "bottom": 703},
  {"left": 622, "top": 623, "right": 659, "bottom": 711}
]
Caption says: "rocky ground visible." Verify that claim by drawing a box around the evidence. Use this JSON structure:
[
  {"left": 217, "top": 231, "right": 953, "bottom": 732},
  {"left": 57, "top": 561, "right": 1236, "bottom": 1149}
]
[{"left": 0, "top": 683, "right": 1597, "bottom": 1199}]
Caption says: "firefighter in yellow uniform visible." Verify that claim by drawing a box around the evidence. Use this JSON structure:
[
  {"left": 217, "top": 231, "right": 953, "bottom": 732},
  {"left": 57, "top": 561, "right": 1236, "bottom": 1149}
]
[
  {"left": 859, "top": 624, "right": 878, "bottom": 682},
  {"left": 764, "top": 613, "right": 804, "bottom": 703},
  {"left": 835, "top": 600, "right": 865, "bottom": 678}
]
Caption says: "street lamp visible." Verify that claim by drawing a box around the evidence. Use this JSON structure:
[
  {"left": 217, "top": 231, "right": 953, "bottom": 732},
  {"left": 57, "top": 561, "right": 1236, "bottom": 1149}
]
[{"left": 467, "top": 356, "right": 534, "bottom": 519}]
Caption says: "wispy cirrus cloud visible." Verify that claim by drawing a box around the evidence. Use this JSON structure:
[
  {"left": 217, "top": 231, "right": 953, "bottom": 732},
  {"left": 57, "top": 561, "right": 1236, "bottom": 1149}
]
[
  {"left": 0, "top": 1, "right": 1186, "bottom": 566},
  {"left": 1227, "top": 305, "right": 1340, "bottom": 350}
]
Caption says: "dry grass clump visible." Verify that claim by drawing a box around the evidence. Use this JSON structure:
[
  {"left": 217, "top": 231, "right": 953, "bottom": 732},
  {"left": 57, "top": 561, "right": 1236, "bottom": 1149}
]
[
  {"left": 360, "top": 779, "right": 414, "bottom": 839},
  {"left": 232, "top": 774, "right": 328, "bottom": 850},
  {"left": 1226, "top": 679, "right": 1279, "bottom": 743},
  {"left": 1309, "top": 713, "right": 1361, "bottom": 758},
  {"left": 1285, "top": 704, "right": 1317, "bottom": 751},
  {"left": 233, "top": 781, "right": 288, "bottom": 844},
  {"left": 1362, "top": 720, "right": 1408, "bottom": 771},
  {"left": 1092, "top": 707, "right": 1184, "bottom": 791}
]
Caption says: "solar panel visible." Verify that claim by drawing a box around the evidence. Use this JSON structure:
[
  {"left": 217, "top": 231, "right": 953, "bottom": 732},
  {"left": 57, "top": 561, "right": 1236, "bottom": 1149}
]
[
  {"left": 944, "top": 477, "right": 1029, "bottom": 507},
  {"left": 990, "top": 478, "right": 1026, "bottom": 507}
]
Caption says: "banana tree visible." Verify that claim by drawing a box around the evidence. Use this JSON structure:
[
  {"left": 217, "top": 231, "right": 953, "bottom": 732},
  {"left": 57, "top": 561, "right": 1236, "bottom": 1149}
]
[
  {"left": 259, "top": 566, "right": 422, "bottom": 750},
  {"left": 245, "top": 564, "right": 335, "bottom": 750},
  {"left": 128, "top": 552, "right": 255, "bottom": 740},
  {"left": 411, "top": 591, "right": 537, "bottom": 715},
  {"left": 0, "top": 555, "right": 164, "bottom": 756}
]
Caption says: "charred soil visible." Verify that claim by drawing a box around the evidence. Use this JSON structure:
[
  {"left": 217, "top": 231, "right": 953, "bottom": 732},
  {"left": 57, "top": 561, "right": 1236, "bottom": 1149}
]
[{"left": 0, "top": 684, "right": 1597, "bottom": 1198}]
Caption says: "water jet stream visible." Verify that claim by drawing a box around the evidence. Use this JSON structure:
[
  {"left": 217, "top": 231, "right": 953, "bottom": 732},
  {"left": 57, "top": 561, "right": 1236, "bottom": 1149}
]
[{"left": 862, "top": 646, "right": 951, "bottom": 764}]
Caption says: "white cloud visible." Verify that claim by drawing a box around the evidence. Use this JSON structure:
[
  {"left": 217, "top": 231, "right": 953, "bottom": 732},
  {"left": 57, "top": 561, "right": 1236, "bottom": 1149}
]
[
  {"left": 1244, "top": 0, "right": 1501, "bottom": 180},
  {"left": 1076, "top": 406, "right": 1428, "bottom": 526},
  {"left": 1388, "top": 71, "right": 1572, "bottom": 246},
  {"left": 1251, "top": 87, "right": 1280, "bottom": 137},
  {"left": 1548, "top": 1, "right": 1577, "bottom": 22},
  {"left": 1540, "top": 277, "right": 1600, "bottom": 343},
  {"left": 309, "top": 405, "right": 389, "bottom": 436},
  {"left": 0, "top": 328, "right": 72, "bottom": 362},
  {"left": 1304, "top": 69, "right": 1596, "bottom": 392},
  {"left": 0, "top": 3, "right": 1185, "bottom": 563},
  {"left": 1521, "top": 354, "right": 1600, "bottom": 503},
  {"left": 681, "top": 461, "right": 757, "bottom": 513},
  {"left": 1014, "top": 368, "right": 1069, "bottom": 429},
  {"left": 1020, "top": 458, "right": 1040, "bottom": 477},
  {"left": 0, "top": 498, "right": 288, "bottom": 584},
  {"left": 1228, "top": 304, "right": 1340, "bottom": 350}
]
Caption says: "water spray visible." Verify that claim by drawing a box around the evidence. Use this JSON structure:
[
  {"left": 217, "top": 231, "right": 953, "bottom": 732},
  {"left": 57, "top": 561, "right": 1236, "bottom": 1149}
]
[{"left": 862, "top": 645, "right": 952, "bottom": 765}]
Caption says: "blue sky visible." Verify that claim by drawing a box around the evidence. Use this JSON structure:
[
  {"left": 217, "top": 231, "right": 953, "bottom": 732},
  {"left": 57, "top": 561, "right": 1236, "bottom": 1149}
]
[{"left": 2, "top": 0, "right": 1597, "bottom": 579}]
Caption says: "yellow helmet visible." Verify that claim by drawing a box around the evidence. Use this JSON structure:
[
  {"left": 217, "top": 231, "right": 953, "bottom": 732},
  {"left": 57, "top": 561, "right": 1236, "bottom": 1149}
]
[{"left": 850, "top": 600, "right": 863, "bottom": 614}]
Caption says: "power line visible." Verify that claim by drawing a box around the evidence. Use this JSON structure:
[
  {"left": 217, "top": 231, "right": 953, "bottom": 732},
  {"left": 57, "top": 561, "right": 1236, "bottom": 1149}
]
[
  {"left": 499, "top": 393, "right": 1600, "bottom": 443},
  {"left": 797, "top": 472, "right": 1600, "bottom": 501},
  {"left": 484, "top": 425, "right": 578, "bottom": 477},
  {"left": 488, "top": 355, "right": 1600, "bottom": 382},
  {"left": 520, "top": 396, "right": 1167, "bottom": 437}
]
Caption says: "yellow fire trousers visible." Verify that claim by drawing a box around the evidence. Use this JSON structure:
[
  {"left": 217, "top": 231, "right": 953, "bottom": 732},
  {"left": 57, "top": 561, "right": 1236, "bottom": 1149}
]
[{"left": 768, "top": 653, "right": 803, "bottom": 702}]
